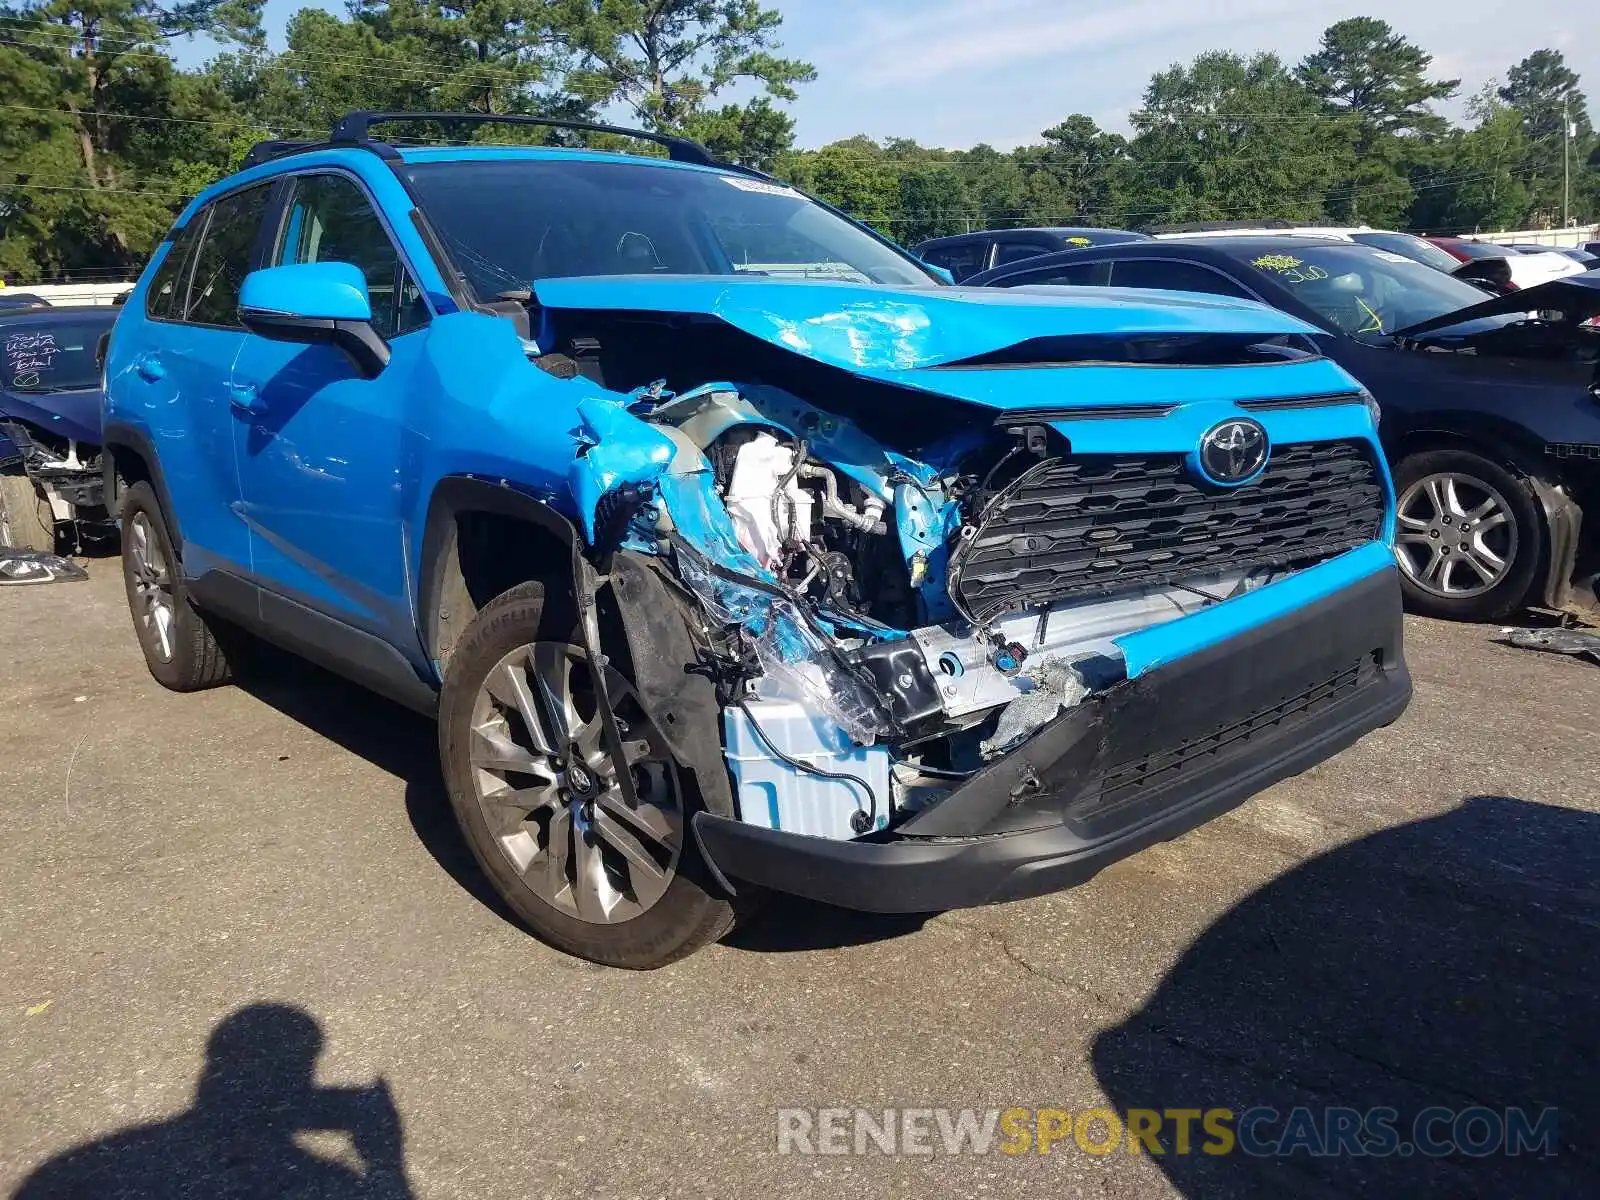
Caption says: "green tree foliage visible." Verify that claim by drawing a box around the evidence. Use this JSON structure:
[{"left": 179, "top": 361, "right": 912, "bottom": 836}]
[
  {"left": 0, "top": 0, "right": 261, "bottom": 276},
  {"left": 682, "top": 95, "right": 791, "bottom": 169},
  {"left": 1499, "top": 50, "right": 1594, "bottom": 220},
  {"left": 1296, "top": 17, "right": 1458, "bottom": 225},
  {"left": 1409, "top": 86, "right": 1533, "bottom": 233},
  {"left": 783, "top": 135, "right": 897, "bottom": 230},
  {"left": 1122, "top": 52, "right": 1343, "bottom": 226},
  {"left": 557, "top": 0, "right": 813, "bottom": 166},
  {"left": 889, "top": 163, "right": 965, "bottom": 244},
  {"left": 1033, "top": 114, "right": 1129, "bottom": 223},
  {"left": 1, "top": 7, "right": 1597, "bottom": 279},
  {"left": 1298, "top": 17, "right": 1457, "bottom": 137}
]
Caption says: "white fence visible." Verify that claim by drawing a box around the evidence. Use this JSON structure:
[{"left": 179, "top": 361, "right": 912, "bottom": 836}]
[
  {"left": 1470, "top": 226, "right": 1598, "bottom": 249},
  {"left": 3, "top": 281, "right": 134, "bottom": 306}
]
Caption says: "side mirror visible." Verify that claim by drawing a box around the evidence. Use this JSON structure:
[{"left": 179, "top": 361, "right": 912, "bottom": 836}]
[
  {"left": 920, "top": 260, "right": 956, "bottom": 285},
  {"left": 238, "top": 262, "right": 390, "bottom": 379}
]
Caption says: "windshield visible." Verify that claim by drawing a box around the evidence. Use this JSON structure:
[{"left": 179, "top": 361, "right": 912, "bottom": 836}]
[
  {"left": 1229, "top": 244, "right": 1511, "bottom": 341},
  {"left": 2, "top": 320, "right": 106, "bottom": 393},
  {"left": 401, "top": 158, "right": 935, "bottom": 298},
  {"left": 1350, "top": 231, "right": 1462, "bottom": 274}
]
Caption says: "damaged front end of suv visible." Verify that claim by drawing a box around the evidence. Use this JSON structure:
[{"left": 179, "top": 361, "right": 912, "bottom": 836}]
[
  {"left": 507, "top": 277, "right": 1412, "bottom": 914},
  {"left": 102, "top": 127, "right": 1413, "bottom": 968}
]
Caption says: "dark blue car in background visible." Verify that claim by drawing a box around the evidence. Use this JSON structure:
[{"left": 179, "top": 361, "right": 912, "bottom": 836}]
[
  {"left": 0, "top": 304, "right": 118, "bottom": 552},
  {"left": 971, "top": 236, "right": 1600, "bottom": 623},
  {"left": 913, "top": 226, "right": 1149, "bottom": 281}
]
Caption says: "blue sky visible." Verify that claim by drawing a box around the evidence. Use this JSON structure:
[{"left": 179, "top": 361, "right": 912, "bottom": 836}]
[{"left": 201, "top": 0, "right": 1599, "bottom": 148}]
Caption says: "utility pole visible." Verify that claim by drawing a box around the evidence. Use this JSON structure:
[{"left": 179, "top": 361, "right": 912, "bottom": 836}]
[{"left": 1563, "top": 94, "right": 1571, "bottom": 229}]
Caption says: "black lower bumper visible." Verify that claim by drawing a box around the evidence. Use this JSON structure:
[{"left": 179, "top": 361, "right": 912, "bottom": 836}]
[{"left": 693, "top": 564, "right": 1412, "bottom": 914}]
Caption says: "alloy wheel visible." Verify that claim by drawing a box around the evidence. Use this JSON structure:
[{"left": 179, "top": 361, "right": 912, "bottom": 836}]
[
  {"left": 468, "top": 642, "right": 682, "bottom": 925},
  {"left": 1394, "top": 471, "right": 1517, "bottom": 599},
  {"left": 127, "top": 511, "right": 176, "bottom": 661}
]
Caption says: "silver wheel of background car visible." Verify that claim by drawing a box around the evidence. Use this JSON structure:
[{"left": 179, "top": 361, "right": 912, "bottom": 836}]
[
  {"left": 1394, "top": 471, "right": 1518, "bottom": 599},
  {"left": 468, "top": 642, "right": 682, "bottom": 925},
  {"left": 126, "top": 511, "right": 176, "bottom": 661}
]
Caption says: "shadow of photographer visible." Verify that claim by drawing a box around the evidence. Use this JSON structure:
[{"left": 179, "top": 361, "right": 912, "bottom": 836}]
[{"left": 17, "top": 1003, "right": 414, "bottom": 1199}]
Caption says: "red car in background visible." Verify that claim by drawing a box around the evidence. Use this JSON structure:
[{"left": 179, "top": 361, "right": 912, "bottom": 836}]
[{"left": 1425, "top": 236, "right": 1581, "bottom": 291}]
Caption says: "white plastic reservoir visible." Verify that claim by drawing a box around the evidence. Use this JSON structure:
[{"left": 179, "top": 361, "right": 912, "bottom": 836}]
[{"left": 723, "top": 701, "right": 892, "bottom": 840}]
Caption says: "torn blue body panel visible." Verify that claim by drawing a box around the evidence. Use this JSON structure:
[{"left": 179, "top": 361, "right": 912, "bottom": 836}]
[{"left": 567, "top": 395, "right": 679, "bottom": 544}]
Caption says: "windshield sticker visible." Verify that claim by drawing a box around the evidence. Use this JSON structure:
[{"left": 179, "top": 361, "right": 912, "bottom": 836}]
[
  {"left": 723, "top": 177, "right": 802, "bottom": 198},
  {"left": 1251, "top": 254, "right": 1329, "bottom": 284},
  {"left": 1371, "top": 251, "right": 1412, "bottom": 264},
  {"left": 1064, "top": 236, "right": 1092, "bottom": 246}
]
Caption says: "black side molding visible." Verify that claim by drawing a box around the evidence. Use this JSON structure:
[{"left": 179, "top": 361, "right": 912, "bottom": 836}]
[{"left": 190, "top": 570, "right": 439, "bottom": 716}]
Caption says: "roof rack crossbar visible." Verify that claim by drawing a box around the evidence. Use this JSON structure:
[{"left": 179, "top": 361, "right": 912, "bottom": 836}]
[{"left": 327, "top": 111, "right": 718, "bottom": 166}]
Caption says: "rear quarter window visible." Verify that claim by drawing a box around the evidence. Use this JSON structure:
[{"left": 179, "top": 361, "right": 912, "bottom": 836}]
[
  {"left": 182, "top": 183, "right": 274, "bottom": 328},
  {"left": 144, "top": 217, "right": 206, "bottom": 321}
]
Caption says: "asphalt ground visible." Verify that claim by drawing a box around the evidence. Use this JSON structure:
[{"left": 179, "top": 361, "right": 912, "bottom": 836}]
[{"left": 2, "top": 561, "right": 1597, "bottom": 1199}]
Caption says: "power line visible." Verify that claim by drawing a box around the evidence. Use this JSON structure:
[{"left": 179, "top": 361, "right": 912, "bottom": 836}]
[
  {"left": 0, "top": 180, "right": 190, "bottom": 197},
  {"left": 0, "top": 100, "right": 302, "bottom": 133},
  {"left": 0, "top": 24, "right": 596, "bottom": 100}
]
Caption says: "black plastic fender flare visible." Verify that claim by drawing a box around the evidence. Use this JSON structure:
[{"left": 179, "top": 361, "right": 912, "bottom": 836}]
[
  {"left": 101, "top": 421, "right": 181, "bottom": 548},
  {"left": 417, "top": 475, "right": 642, "bottom": 809}
]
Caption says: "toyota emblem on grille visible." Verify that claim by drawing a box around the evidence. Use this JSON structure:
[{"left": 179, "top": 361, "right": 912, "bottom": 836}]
[{"left": 1197, "top": 418, "right": 1270, "bottom": 485}]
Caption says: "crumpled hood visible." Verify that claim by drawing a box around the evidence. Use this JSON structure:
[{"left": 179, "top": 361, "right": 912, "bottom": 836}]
[
  {"left": 1395, "top": 271, "right": 1600, "bottom": 338},
  {"left": 531, "top": 275, "right": 1319, "bottom": 374}
]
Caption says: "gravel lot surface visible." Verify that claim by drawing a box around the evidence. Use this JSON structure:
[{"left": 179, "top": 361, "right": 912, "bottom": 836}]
[{"left": 3, "top": 562, "right": 1597, "bottom": 1198}]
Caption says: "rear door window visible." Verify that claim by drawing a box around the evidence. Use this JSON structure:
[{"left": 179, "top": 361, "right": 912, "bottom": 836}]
[
  {"left": 1109, "top": 259, "right": 1251, "bottom": 298},
  {"left": 184, "top": 184, "right": 273, "bottom": 327},
  {"left": 144, "top": 217, "right": 206, "bottom": 321},
  {"left": 922, "top": 241, "right": 991, "bottom": 281},
  {"left": 998, "top": 261, "right": 1109, "bottom": 286},
  {"left": 991, "top": 240, "right": 1051, "bottom": 267}
]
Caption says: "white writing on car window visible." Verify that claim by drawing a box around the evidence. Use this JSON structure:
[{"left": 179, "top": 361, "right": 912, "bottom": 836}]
[{"left": 4, "top": 332, "right": 59, "bottom": 390}]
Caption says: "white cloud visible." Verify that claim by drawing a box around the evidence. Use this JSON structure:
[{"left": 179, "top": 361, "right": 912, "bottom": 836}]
[{"left": 844, "top": 0, "right": 1303, "bottom": 88}]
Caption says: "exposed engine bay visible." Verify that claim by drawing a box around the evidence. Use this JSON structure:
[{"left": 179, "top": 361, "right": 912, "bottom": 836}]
[{"left": 540, "top": 309, "right": 1381, "bottom": 843}]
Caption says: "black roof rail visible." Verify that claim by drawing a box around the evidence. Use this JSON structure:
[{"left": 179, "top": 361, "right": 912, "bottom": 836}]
[
  {"left": 240, "top": 137, "right": 402, "bottom": 170},
  {"left": 240, "top": 140, "right": 320, "bottom": 169},
  {"left": 327, "top": 111, "right": 718, "bottom": 166}
]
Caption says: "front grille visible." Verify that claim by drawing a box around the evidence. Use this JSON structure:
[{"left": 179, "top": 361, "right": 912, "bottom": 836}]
[
  {"left": 951, "top": 440, "right": 1384, "bottom": 621},
  {"left": 1070, "top": 652, "right": 1382, "bottom": 830}
]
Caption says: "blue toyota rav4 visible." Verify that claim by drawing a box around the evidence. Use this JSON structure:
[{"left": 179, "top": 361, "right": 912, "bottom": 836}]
[{"left": 104, "top": 113, "right": 1411, "bottom": 968}]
